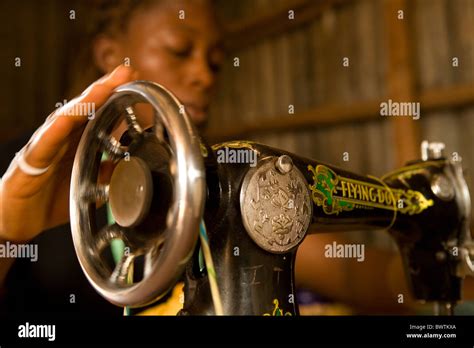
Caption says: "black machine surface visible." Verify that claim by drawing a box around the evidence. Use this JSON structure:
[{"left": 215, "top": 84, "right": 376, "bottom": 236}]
[{"left": 69, "top": 81, "right": 473, "bottom": 315}]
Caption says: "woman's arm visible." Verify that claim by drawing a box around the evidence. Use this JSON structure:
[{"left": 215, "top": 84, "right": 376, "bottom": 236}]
[
  {"left": 0, "top": 240, "right": 15, "bottom": 292},
  {"left": 0, "top": 184, "right": 14, "bottom": 291},
  {"left": 295, "top": 233, "right": 420, "bottom": 314},
  {"left": 297, "top": 233, "right": 474, "bottom": 313},
  {"left": 0, "top": 65, "right": 135, "bottom": 293},
  {"left": 0, "top": 65, "right": 135, "bottom": 242}
]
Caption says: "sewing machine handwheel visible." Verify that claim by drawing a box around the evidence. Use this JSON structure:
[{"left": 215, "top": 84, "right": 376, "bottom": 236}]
[{"left": 70, "top": 81, "right": 206, "bottom": 307}]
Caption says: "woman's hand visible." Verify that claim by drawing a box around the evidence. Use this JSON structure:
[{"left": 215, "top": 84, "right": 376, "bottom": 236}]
[{"left": 0, "top": 65, "right": 136, "bottom": 242}]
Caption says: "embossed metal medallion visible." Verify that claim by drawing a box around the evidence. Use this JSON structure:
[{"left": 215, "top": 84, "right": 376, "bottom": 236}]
[{"left": 240, "top": 157, "right": 312, "bottom": 253}]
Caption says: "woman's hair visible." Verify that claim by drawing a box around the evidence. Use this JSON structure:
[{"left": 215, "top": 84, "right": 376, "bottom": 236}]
[{"left": 68, "top": 0, "right": 156, "bottom": 96}]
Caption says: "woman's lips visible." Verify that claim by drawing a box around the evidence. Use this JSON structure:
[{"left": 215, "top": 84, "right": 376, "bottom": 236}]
[{"left": 184, "top": 104, "right": 207, "bottom": 120}]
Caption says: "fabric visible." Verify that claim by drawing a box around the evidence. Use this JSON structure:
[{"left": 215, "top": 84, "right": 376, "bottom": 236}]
[{"left": 137, "top": 283, "right": 184, "bottom": 316}]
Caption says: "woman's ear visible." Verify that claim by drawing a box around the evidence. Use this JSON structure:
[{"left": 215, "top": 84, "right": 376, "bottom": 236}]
[{"left": 93, "top": 35, "right": 124, "bottom": 73}]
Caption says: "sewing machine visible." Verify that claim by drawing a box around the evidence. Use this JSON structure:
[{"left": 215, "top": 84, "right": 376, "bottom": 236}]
[{"left": 69, "top": 81, "right": 473, "bottom": 316}]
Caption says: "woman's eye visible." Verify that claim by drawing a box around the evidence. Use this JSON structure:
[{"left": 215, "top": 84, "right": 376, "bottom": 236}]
[
  {"left": 168, "top": 44, "right": 192, "bottom": 58},
  {"left": 209, "top": 50, "right": 225, "bottom": 72},
  {"left": 210, "top": 59, "right": 223, "bottom": 73}
]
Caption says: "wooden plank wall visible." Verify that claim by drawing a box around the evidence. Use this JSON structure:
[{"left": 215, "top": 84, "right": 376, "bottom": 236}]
[
  {"left": 210, "top": 0, "right": 391, "bottom": 174},
  {"left": 0, "top": 0, "right": 80, "bottom": 143},
  {"left": 415, "top": 0, "right": 474, "bottom": 222},
  {"left": 208, "top": 0, "right": 474, "bottom": 245}
]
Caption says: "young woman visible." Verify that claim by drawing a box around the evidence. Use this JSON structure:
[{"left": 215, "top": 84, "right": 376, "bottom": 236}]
[{"left": 2, "top": 0, "right": 469, "bottom": 315}]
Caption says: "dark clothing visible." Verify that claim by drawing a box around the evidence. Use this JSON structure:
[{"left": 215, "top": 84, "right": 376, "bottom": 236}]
[{"left": 0, "top": 132, "right": 121, "bottom": 316}]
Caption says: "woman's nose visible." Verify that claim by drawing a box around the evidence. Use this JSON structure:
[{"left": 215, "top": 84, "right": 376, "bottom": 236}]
[{"left": 189, "top": 55, "right": 216, "bottom": 91}]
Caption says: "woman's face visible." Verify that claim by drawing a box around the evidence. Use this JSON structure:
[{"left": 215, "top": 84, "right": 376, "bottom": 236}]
[{"left": 114, "top": 0, "right": 224, "bottom": 126}]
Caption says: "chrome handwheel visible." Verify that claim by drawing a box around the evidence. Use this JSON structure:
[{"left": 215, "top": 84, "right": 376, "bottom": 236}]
[{"left": 70, "top": 81, "right": 206, "bottom": 307}]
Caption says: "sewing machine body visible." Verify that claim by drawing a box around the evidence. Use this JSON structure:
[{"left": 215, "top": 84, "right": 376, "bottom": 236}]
[
  {"left": 69, "top": 81, "right": 472, "bottom": 315},
  {"left": 181, "top": 141, "right": 471, "bottom": 315}
]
